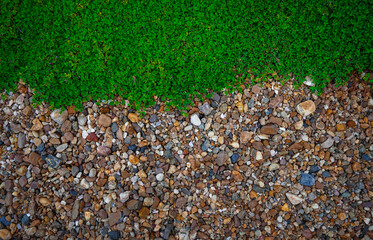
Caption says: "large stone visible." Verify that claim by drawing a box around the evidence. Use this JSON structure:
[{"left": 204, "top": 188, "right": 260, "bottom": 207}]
[
  {"left": 199, "top": 103, "right": 212, "bottom": 115},
  {"left": 216, "top": 152, "right": 228, "bottom": 166},
  {"left": 321, "top": 137, "right": 334, "bottom": 148},
  {"left": 127, "top": 200, "right": 142, "bottom": 210},
  {"left": 18, "top": 133, "right": 26, "bottom": 148},
  {"left": 56, "top": 143, "right": 68, "bottom": 152},
  {"left": 27, "top": 152, "right": 41, "bottom": 166},
  {"left": 109, "top": 212, "right": 122, "bottom": 226},
  {"left": 269, "top": 96, "right": 283, "bottom": 108},
  {"left": 60, "top": 120, "right": 72, "bottom": 133},
  {"left": 240, "top": 131, "right": 253, "bottom": 143},
  {"left": 190, "top": 114, "right": 201, "bottom": 126},
  {"left": 138, "top": 207, "right": 150, "bottom": 219},
  {"left": 261, "top": 125, "right": 278, "bottom": 135},
  {"left": 128, "top": 113, "right": 139, "bottom": 123},
  {"left": 31, "top": 119, "right": 43, "bottom": 131},
  {"left": 45, "top": 155, "right": 61, "bottom": 169},
  {"left": 72, "top": 200, "right": 80, "bottom": 220},
  {"left": 300, "top": 173, "right": 315, "bottom": 186},
  {"left": 98, "top": 114, "right": 112, "bottom": 127},
  {"left": 51, "top": 109, "right": 68, "bottom": 124},
  {"left": 286, "top": 193, "right": 304, "bottom": 205},
  {"left": 296, "top": 100, "right": 316, "bottom": 116},
  {"left": 97, "top": 146, "right": 111, "bottom": 156},
  {"left": 0, "top": 229, "right": 11, "bottom": 240},
  {"left": 175, "top": 197, "right": 187, "bottom": 208}
]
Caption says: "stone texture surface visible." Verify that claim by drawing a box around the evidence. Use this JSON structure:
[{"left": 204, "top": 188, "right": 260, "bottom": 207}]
[{"left": 0, "top": 78, "right": 372, "bottom": 240}]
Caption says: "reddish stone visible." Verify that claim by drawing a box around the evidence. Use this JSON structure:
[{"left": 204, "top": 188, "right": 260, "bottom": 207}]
[{"left": 87, "top": 132, "right": 99, "bottom": 142}]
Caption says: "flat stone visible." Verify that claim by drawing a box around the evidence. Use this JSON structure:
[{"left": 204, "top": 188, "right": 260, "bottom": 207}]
[
  {"left": 220, "top": 103, "right": 228, "bottom": 113},
  {"left": 128, "top": 113, "right": 139, "bottom": 123},
  {"left": 87, "top": 132, "right": 99, "bottom": 142},
  {"left": 78, "top": 115, "right": 87, "bottom": 126},
  {"left": 31, "top": 119, "right": 43, "bottom": 131},
  {"left": 149, "top": 114, "right": 158, "bottom": 123},
  {"left": 269, "top": 96, "right": 283, "bottom": 108},
  {"left": 56, "top": 143, "right": 68, "bottom": 152},
  {"left": 175, "top": 197, "right": 187, "bottom": 208},
  {"left": 0, "top": 229, "right": 12, "bottom": 240},
  {"left": 127, "top": 199, "right": 141, "bottom": 210},
  {"left": 191, "top": 114, "right": 201, "bottom": 126},
  {"left": 60, "top": 120, "right": 72, "bottom": 133},
  {"left": 97, "top": 145, "right": 111, "bottom": 156},
  {"left": 300, "top": 173, "right": 315, "bottom": 186},
  {"left": 108, "top": 231, "right": 120, "bottom": 240},
  {"left": 252, "top": 84, "right": 261, "bottom": 94},
  {"left": 269, "top": 116, "right": 282, "bottom": 125},
  {"left": 336, "top": 124, "right": 346, "bottom": 131},
  {"left": 72, "top": 200, "right": 80, "bottom": 220},
  {"left": 98, "top": 114, "right": 112, "bottom": 127},
  {"left": 16, "top": 166, "right": 28, "bottom": 176},
  {"left": 51, "top": 109, "right": 68, "bottom": 124},
  {"left": 39, "top": 197, "right": 51, "bottom": 206},
  {"left": 269, "top": 163, "right": 280, "bottom": 171},
  {"left": 129, "top": 155, "right": 139, "bottom": 165},
  {"left": 296, "top": 100, "right": 316, "bottom": 116},
  {"left": 199, "top": 102, "right": 212, "bottom": 115},
  {"left": 27, "top": 152, "right": 41, "bottom": 166},
  {"left": 321, "top": 137, "right": 334, "bottom": 148},
  {"left": 216, "top": 152, "right": 228, "bottom": 166},
  {"left": 295, "top": 120, "right": 303, "bottom": 130},
  {"left": 80, "top": 178, "right": 90, "bottom": 189},
  {"left": 138, "top": 207, "right": 150, "bottom": 219},
  {"left": 45, "top": 155, "right": 61, "bottom": 169},
  {"left": 286, "top": 193, "right": 304, "bottom": 205},
  {"left": 18, "top": 133, "right": 26, "bottom": 148},
  {"left": 10, "top": 123, "right": 22, "bottom": 133},
  {"left": 240, "top": 131, "right": 253, "bottom": 143},
  {"left": 109, "top": 212, "right": 122, "bottom": 226},
  {"left": 261, "top": 125, "right": 278, "bottom": 135}
]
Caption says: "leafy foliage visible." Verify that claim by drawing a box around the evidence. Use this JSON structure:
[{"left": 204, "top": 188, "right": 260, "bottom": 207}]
[{"left": 1, "top": 0, "right": 372, "bottom": 112}]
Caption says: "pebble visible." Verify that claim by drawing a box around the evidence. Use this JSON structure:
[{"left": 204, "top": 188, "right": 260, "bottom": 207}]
[
  {"left": 39, "top": 197, "right": 51, "bottom": 206},
  {"left": 0, "top": 229, "right": 11, "bottom": 240},
  {"left": 98, "top": 114, "right": 112, "bottom": 127},
  {"left": 156, "top": 173, "right": 164, "bottom": 181},
  {"left": 50, "top": 109, "right": 68, "bottom": 124},
  {"left": 108, "top": 230, "right": 120, "bottom": 240},
  {"left": 149, "top": 114, "right": 158, "bottom": 123},
  {"left": 321, "top": 137, "right": 334, "bottom": 148},
  {"left": 128, "top": 113, "right": 139, "bottom": 122},
  {"left": 190, "top": 113, "right": 201, "bottom": 126},
  {"left": 45, "top": 155, "right": 61, "bottom": 169},
  {"left": 296, "top": 100, "right": 316, "bottom": 116},
  {"left": 300, "top": 173, "right": 315, "bottom": 186},
  {"left": 268, "top": 163, "right": 279, "bottom": 171},
  {"left": 97, "top": 145, "right": 111, "bottom": 156},
  {"left": 199, "top": 102, "right": 212, "bottom": 115},
  {"left": 286, "top": 193, "right": 304, "bottom": 205},
  {"left": 231, "top": 153, "right": 239, "bottom": 164},
  {"left": 216, "top": 151, "right": 228, "bottom": 166},
  {"left": 56, "top": 143, "right": 68, "bottom": 152}
]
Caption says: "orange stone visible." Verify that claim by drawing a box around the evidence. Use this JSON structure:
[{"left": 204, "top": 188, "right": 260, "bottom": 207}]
[
  {"left": 129, "top": 155, "right": 139, "bottom": 165},
  {"left": 336, "top": 124, "right": 346, "bottom": 131},
  {"left": 281, "top": 203, "right": 290, "bottom": 211},
  {"left": 139, "top": 207, "right": 150, "bottom": 219}
]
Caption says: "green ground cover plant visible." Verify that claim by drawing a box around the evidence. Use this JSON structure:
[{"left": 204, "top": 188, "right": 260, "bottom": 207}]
[{"left": 1, "top": 0, "right": 372, "bottom": 113}]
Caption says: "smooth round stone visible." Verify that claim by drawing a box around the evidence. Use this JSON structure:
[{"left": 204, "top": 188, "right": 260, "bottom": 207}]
[{"left": 156, "top": 173, "right": 164, "bottom": 182}]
